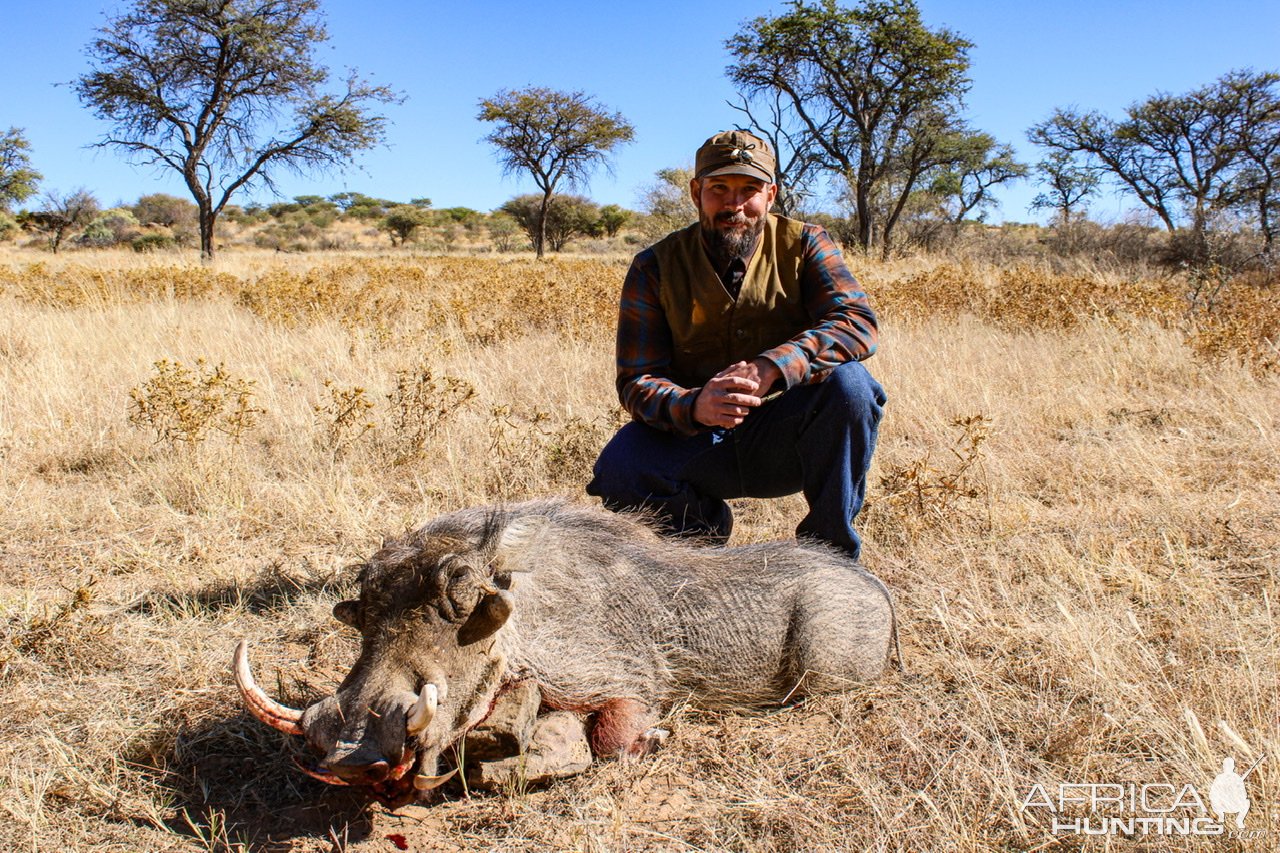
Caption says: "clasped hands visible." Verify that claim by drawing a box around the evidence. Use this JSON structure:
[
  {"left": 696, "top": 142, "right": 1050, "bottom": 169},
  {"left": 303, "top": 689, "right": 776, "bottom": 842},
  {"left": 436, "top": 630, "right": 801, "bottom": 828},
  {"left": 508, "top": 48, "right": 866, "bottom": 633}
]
[{"left": 692, "top": 358, "right": 783, "bottom": 429}]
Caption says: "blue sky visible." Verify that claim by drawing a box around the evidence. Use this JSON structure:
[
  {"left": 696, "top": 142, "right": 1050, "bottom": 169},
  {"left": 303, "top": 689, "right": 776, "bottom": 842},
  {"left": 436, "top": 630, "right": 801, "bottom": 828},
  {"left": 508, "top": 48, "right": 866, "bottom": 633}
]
[{"left": 3, "top": 0, "right": 1278, "bottom": 223}]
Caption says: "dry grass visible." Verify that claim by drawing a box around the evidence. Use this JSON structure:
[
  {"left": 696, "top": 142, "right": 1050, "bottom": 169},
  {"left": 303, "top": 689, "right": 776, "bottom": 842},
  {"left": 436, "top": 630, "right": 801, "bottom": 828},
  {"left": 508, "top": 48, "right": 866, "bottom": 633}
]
[{"left": 0, "top": 247, "right": 1276, "bottom": 851}]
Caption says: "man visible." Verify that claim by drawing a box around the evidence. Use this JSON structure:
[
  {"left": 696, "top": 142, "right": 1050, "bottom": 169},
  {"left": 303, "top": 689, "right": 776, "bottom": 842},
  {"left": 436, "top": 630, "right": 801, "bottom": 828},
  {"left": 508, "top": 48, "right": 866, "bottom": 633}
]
[{"left": 587, "top": 130, "right": 884, "bottom": 559}]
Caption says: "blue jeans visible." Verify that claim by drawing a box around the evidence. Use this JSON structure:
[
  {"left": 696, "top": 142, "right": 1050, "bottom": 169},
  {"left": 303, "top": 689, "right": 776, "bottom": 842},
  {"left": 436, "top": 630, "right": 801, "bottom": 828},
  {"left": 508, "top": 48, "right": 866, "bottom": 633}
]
[{"left": 586, "top": 361, "right": 886, "bottom": 558}]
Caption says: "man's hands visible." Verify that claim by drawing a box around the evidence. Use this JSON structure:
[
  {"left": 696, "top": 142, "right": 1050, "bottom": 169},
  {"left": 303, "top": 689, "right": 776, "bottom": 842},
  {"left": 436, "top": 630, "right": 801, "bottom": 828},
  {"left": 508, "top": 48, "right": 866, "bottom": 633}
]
[{"left": 692, "top": 358, "right": 784, "bottom": 429}]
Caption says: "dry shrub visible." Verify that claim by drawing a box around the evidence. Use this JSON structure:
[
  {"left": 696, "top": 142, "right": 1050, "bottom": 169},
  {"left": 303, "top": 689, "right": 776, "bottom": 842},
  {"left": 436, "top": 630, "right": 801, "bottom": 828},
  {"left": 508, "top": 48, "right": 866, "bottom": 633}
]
[
  {"left": 1184, "top": 269, "right": 1280, "bottom": 373},
  {"left": 544, "top": 415, "right": 612, "bottom": 489},
  {"left": 480, "top": 407, "right": 615, "bottom": 498},
  {"left": 127, "top": 358, "right": 264, "bottom": 446},
  {"left": 984, "top": 268, "right": 1097, "bottom": 331},
  {"left": 1, "top": 579, "right": 98, "bottom": 679},
  {"left": 234, "top": 261, "right": 417, "bottom": 329},
  {"left": 873, "top": 262, "right": 985, "bottom": 322},
  {"left": 866, "top": 414, "right": 991, "bottom": 545},
  {"left": 386, "top": 366, "right": 476, "bottom": 462},
  {"left": 872, "top": 260, "right": 1279, "bottom": 375},
  {"left": 2, "top": 255, "right": 624, "bottom": 346},
  {"left": 874, "top": 261, "right": 1187, "bottom": 334},
  {"left": 981, "top": 266, "right": 1181, "bottom": 332},
  {"left": 228, "top": 257, "right": 623, "bottom": 344},
  {"left": 484, "top": 404, "right": 554, "bottom": 500},
  {"left": 0, "top": 262, "right": 235, "bottom": 306},
  {"left": 313, "top": 381, "right": 376, "bottom": 459}
]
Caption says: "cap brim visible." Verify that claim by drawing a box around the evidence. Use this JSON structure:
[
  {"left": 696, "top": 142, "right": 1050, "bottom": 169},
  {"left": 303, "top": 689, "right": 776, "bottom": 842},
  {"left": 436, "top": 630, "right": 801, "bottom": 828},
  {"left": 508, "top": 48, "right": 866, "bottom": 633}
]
[{"left": 698, "top": 163, "right": 775, "bottom": 182}]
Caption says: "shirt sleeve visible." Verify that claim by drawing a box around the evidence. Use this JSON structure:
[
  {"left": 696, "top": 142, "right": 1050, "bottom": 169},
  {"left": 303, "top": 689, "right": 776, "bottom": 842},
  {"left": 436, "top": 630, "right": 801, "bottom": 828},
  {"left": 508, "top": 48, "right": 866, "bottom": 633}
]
[
  {"left": 756, "top": 224, "right": 879, "bottom": 389},
  {"left": 614, "top": 250, "right": 703, "bottom": 435}
]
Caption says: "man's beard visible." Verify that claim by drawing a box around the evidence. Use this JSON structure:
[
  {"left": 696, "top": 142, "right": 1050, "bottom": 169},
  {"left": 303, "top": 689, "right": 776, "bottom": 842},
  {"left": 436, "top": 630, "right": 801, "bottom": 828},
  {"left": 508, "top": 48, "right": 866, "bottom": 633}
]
[{"left": 701, "top": 210, "right": 765, "bottom": 270}]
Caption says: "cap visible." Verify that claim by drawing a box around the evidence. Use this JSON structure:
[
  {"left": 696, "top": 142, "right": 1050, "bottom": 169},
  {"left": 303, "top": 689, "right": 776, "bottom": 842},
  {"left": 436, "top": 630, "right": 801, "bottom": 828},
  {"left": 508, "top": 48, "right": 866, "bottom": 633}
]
[{"left": 694, "top": 130, "right": 776, "bottom": 183}]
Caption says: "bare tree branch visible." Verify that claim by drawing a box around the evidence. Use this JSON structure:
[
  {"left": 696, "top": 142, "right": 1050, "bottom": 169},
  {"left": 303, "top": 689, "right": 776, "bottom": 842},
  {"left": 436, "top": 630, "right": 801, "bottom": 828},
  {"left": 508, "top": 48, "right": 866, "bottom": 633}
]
[{"left": 75, "top": 0, "right": 400, "bottom": 259}]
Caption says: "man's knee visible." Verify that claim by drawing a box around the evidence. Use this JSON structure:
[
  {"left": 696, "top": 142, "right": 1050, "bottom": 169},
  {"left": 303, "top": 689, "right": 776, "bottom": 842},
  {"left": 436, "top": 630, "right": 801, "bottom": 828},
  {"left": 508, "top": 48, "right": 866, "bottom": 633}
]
[
  {"left": 587, "top": 423, "right": 734, "bottom": 542},
  {"left": 588, "top": 423, "right": 647, "bottom": 499},
  {"left": 823, "top": 361, "right": 886, "bottom": 419}
]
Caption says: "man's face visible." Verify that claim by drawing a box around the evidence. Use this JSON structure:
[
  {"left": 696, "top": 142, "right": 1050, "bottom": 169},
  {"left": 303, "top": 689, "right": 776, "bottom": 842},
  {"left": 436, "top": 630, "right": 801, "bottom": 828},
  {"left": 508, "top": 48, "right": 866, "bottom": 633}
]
[{"left": 691, "top": 173, "right": 777, "bottom": 263}]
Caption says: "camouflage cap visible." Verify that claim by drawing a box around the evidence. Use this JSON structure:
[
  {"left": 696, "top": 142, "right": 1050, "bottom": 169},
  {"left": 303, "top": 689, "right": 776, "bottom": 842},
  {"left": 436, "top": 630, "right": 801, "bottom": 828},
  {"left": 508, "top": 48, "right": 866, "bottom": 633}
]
[{"left": 694, "top": 130, "right": 776, "bottom": 183}]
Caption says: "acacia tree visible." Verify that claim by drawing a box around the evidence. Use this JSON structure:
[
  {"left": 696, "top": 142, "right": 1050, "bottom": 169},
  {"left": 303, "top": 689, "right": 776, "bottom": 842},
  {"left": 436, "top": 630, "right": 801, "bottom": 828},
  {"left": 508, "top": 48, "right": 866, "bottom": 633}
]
[
  {"left": 638, "top": 166, "right": 697, "bottom": 238},
  {"left": 1229, "top": 72, "right": 1280, "bottom": 255},
  {"left": 133, "top": 192, "right": 197, "bottom": 229},
  {"left": 478, "top": 87, "right": 633, "bottom": 258},
  {"left": 75, "top": 0, "right": 398, "bottom": 260},
  {"left": 1029, "top": 69, "right": 1280, "bottom": 261},
  {"left": 886, "top": 128, "right": 1024, "bottom": 248},
  {"left": 932, "top": 133, "right": 1027, "bottom": 224},
  {"left": 381, "top": 205, "right": 429, "bottom": 246},
  {"left": 0, "top": 128, "right": 42, "bottom": 211},
  {"left": 29, "top": 189, "right": 100, "bottom": 253},
  {"left": 1029, "top": 151, "right": 1100, "bottom": 224},
  {"left": 598, "top": 204, "right": 632, "bottom": 237},
  {"left": 727, "top": 0, "right": 973, "bottom": 255}
]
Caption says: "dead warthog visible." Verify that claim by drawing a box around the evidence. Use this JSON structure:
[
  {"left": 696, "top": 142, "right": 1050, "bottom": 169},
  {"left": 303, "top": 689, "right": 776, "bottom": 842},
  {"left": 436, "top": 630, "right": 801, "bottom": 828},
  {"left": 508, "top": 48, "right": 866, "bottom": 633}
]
[{"left": 236, "top": 499, "right": 895, "bottom": 805}]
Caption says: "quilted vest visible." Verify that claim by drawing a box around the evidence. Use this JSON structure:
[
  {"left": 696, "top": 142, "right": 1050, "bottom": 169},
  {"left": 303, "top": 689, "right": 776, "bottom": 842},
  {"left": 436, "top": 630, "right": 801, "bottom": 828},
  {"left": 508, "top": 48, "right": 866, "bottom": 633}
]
[{"left": 651, "top": 214, "right": 810, "bottom": 388}]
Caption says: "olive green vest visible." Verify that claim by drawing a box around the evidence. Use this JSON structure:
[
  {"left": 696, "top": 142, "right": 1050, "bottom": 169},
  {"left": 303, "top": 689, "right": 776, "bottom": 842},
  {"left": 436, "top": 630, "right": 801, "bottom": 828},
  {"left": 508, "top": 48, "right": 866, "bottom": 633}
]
[{"left": 651, "top": 214, "right": 810, "bottom": 388}]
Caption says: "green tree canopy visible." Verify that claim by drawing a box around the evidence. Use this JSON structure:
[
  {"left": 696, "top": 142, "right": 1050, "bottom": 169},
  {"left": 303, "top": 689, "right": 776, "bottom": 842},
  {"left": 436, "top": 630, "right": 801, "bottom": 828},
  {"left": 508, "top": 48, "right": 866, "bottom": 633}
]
[
  {"left": 927, "top": 132, "right": 1028, "bottom": 224},
  {"left": 479, "top": 87, "right": 633, "bottom": 258},
  {"left": 329, "top": 192, "right": 395, "bottom": 219},
  {"left": 132, "top": 192, "right": 197, "bottom": 228},
  {"left": 382, "top": 205, "right": 430, "bottom": 246},
  {"left": 638, "top": 166, "right": 697, "bottom": 239},
  {"left": 0, "top": 128, "right": 42, "bottom": 211},
  {"left": 500, "top": 194, "right": 602, "bottom": 253},
  {"left": 75, "top": 0, "right": 399, "bottom": 259},
  {"left": 1029, "top": 151, "right": 1100, "bottom": 224},
  {"left": 598, "top": 204, "right": 633, "bottom": 238},
  {"left": 727, "top": 0, "right": 974, "bottom": 256}
]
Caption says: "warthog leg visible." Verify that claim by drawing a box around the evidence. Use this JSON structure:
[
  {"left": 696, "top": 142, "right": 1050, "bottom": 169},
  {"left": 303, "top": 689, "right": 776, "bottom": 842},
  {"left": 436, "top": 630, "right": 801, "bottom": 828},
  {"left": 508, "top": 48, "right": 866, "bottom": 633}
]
[{"left": 588, "top": 698, "right": 666, "bottom": 758}]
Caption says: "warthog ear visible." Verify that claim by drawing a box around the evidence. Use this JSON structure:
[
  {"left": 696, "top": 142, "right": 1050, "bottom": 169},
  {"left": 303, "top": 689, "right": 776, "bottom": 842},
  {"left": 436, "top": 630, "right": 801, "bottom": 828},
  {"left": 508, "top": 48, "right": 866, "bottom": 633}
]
[
  {"left": 332, "top": 599, "right": 361, "bottom": 628},
  {"left": 457, "top": 589, "right": 513, "bottom": 646}
]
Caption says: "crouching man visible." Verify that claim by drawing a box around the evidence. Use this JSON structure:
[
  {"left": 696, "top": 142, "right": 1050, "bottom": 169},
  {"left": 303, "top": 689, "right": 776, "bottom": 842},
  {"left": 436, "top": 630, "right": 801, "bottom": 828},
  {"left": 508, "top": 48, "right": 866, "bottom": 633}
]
[{"left": 588, "top": 130, "right": 885, "bottom": 558}]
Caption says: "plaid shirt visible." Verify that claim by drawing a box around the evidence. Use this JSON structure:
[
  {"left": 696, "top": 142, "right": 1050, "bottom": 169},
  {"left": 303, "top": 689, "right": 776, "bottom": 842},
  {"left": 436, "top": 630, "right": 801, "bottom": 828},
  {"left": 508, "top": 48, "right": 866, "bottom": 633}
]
[{"left": 616, "top": 223, "right": 878, "bottom": 435}]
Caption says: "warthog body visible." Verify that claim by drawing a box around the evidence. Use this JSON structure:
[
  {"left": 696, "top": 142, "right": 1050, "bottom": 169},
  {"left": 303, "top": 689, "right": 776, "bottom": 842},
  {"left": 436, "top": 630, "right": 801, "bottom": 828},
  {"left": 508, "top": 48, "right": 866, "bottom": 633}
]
[{"left": 236, "top": 499, "right": 894, "bottom": 804}]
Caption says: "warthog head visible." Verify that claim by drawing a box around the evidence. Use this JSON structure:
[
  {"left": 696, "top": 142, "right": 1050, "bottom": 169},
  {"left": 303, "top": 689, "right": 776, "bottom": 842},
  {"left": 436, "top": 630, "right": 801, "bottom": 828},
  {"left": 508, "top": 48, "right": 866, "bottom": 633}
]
[{"left": 236, "top": 511, "right": 545, "bottom": 805}]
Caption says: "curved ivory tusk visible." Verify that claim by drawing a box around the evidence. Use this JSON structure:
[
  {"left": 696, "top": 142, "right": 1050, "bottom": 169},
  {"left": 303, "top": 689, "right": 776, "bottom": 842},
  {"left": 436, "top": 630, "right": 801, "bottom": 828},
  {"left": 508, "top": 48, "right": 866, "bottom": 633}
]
[
  {"left": 413, "top": 767, "right": 458, "bottom": 791},
  {"left": 234, "top": 640, "right": 305, "bottom": 736},
  {"left": 406, "top": 683, "right": 438, "bottom": 736},
  {"left": 292, "top": 757, "right": 351, "bottom": 786}
]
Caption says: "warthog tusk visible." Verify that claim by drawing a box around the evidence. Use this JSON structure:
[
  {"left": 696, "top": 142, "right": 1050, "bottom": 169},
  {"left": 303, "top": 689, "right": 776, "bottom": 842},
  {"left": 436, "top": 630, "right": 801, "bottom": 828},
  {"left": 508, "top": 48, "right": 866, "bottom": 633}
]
[
  {"left": 292, "top": 757, "right": 351, "bottom": 786},
  {"left": 413, "top": 767, "right": 457, "bottom": 791},
  {"left": 234, "top": 640, "right": 304, "bottom": 736},
  {"left": 405, "top": 683, "right": 438, "bottom": 736}
]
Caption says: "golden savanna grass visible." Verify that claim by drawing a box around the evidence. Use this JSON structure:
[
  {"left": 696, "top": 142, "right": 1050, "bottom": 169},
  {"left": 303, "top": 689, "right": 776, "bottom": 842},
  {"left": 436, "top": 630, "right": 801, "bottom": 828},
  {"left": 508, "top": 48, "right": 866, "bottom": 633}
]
[{"left": 0, "top": 247, "right": 1277, "bottom": 851}]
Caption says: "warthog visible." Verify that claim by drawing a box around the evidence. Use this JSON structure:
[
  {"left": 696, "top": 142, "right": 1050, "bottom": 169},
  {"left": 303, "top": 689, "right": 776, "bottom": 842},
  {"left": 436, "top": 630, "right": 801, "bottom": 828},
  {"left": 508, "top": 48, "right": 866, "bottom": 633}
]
[{"left": 236, "top": 499, "right": 895, "bottom": 805}]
